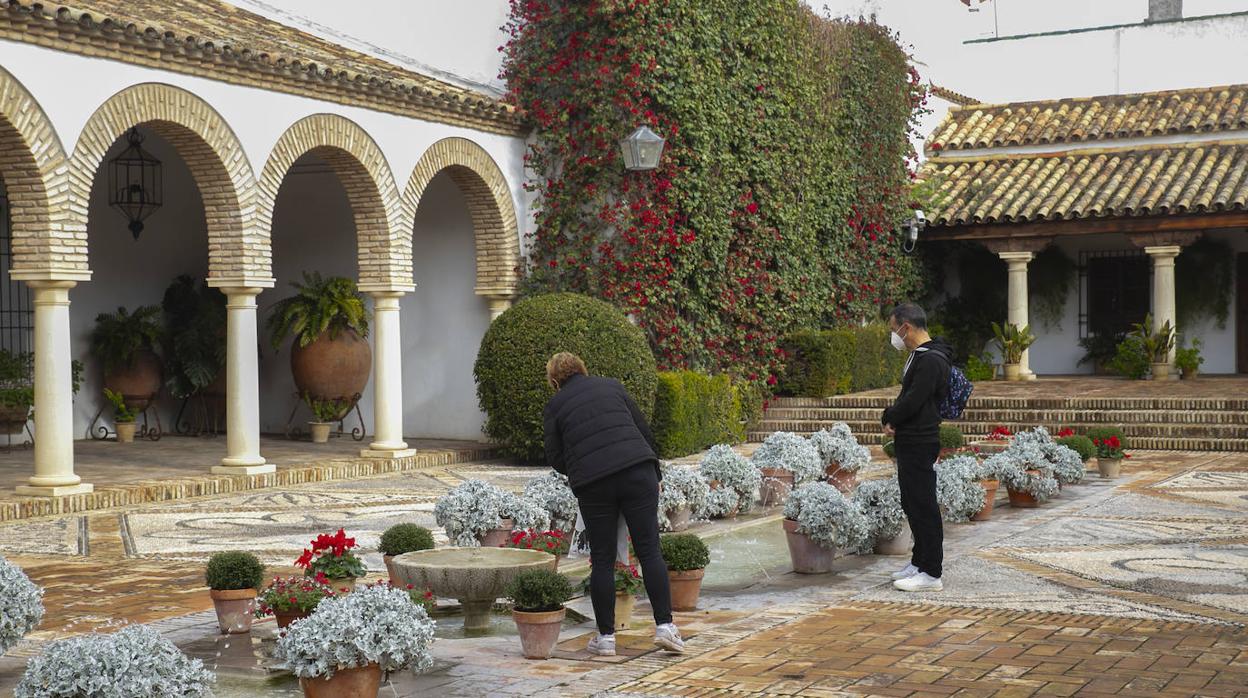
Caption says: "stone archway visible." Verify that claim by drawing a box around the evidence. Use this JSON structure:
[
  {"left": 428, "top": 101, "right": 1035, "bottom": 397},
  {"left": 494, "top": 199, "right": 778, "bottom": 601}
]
[
  {"left": 257, "top": 114, "right": 408, "bottom": 292},
  {"left": 67, "top": 83, "right": 264, "bottom": 285},
  {"left": 403, "top": 137, "right": 521, "bottom": 299}
]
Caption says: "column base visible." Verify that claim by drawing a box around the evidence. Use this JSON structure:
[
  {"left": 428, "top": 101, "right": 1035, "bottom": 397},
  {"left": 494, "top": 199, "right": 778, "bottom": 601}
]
[
  {"left": 16, "top": 483, "right": 94, "bottom": 497},
  {"left": 212, "top": 463, "right": 276, "bottom": 476},
  {"left": 361, "top": 447, "right": 417, "bottom": 459},
  {"left": 1022, "top": 372, "right": 1038, "bottom": 381}
]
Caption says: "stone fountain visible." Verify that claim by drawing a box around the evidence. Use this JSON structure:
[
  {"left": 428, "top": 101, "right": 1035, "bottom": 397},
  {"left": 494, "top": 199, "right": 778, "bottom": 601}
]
[{"left": 391, "top": 547, "right": 557, "bottom": 632}]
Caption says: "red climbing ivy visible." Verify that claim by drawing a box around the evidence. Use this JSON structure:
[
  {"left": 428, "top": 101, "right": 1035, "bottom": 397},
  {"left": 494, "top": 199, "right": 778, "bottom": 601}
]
[{"left": 501, "top": 0, "right": 926, "bottom": 387}]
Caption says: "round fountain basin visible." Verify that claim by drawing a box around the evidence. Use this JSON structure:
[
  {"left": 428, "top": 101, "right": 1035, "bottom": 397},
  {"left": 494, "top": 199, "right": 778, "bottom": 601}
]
[{"left": 391, "top": 547, "right": 557, "bottom": 602}]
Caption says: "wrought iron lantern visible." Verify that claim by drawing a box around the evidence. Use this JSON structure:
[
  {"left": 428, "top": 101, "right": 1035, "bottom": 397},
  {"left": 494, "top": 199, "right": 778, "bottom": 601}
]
[
  {"left": 901, "top": 208, "right": 925, "bottom": 254},
  {"left": 108, "top": 127, "right": 163, "bottom": 239},
  {"left": 619, "top": 125, "right": 666, "bottom": 171}
]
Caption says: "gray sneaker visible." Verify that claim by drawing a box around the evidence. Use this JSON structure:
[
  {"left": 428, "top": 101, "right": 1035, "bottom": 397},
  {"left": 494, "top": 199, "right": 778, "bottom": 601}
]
[
  {"left": 587, "top": 633, "right": 616, "bottom": 656},
  {"left": 654, "top": 623, "right": 685, "bottom": 653}
]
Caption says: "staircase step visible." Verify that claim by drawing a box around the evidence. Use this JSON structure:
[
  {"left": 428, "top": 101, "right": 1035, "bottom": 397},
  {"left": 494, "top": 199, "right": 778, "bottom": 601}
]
[
  {"left": 775, "top": 396, "right": 1248, "bottom": 411},
  {"left": 763, "top": 407, "right": 1247, "bottom": 426},
  {"left": 756, "top": 419, "right": 1248, "bottom": 440},
  {"left": 746, "top": 431, "right": 1248, "bottom": 452}
]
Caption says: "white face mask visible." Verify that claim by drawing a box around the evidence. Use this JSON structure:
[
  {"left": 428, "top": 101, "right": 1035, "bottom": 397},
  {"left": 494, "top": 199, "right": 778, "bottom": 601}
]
[{"left": 890, "top": 329, "right": 907, "bottom": 352}]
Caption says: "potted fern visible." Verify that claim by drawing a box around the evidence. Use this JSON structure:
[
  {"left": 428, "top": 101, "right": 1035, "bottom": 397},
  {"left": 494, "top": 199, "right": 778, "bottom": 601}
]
[
  {"left": 267, "top": 272, "right": 372, "bottom": 411},
  {"left": 105, "top": 388, "right": 138, "bottom": 443},
  {"left": 91, "top": 305, "right": 163, "bottom": 411},
  {"left": 992, "top": 322, "right": 1036, "bottom": 381},
  {"left": 161, "top": 275, "right": 226, "bottom": 401}
]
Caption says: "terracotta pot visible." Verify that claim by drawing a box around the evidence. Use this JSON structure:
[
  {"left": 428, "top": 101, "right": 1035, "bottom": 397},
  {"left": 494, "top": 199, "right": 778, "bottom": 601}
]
[
  {"left": 299, "top": 664, "right": 382, "bottom": 698},
  {"left": 664, "top": 504, "right": 692, "bottom": 532},
  {"left": 614, "top": 593, "right": 635, "bottom": 630},
  {"left": 825, "top": 465, "right": 856, "bottom": 493},
  {"left": 972, "top": 479, "right": 999, "bottom": 521},
  {"left": 209, "top": 588, "right": 256, "bottom": 634},
  {"left": 103, "top": 349, "right": 163, "bottom": 410},
  {"left": 668, "top": 568, "right": 705, "bottom": 612},
  {"left": 0, "top": 403, "right": 30, "bottom": 434},
  {"left": 309, "top": 422, "right": 333, "bottom": 444},
  {"left": 273, "top": 609, "right": 312, "bottom": 629},
  {"left": 759, "top": 468, "right": 794, "bottom": 506},
  {"left": 326, "top": 577, "right": 358, "bottom": 594},
  {"left": 783, "top": 518, "right": 835, "bottom": 574},
  {"left": 115, "top": 422, "right": 137, "bottom": 443},
  {"left": 971, "top": 440, "right": 1009, "bottom": 455},
  {"left": 513, "top": 607, "right": 565, "bottom": 659},
  {"left": 1097, "top": 457, "right": 1122, "bottom": 479},
  {"left": 1007, "top": 471, "right": 1042, "bottom": 508},
  {"left": 383, "top": 555, "right": 397, "bottom": 585},
  {"left": 479, "top": 519, "right": 515, "bottom": 548},
  {"left": 1181, "top": 368, "right": 1199, "bottom": 380},
  {"left": 291, "top": 330, "right": 372, "bottom": 405},
  {"left": 203, "top": 371, "right": 227, "bottom": 398},
  {"left": 874, "top": 526, "right": 913, "bottom": 556},
  {"left": 1151, "top": 362, "right": 1171, "bottom": 380},
  {"left": 1003, "top": 363, "right": 1021, "bottom": 382}
]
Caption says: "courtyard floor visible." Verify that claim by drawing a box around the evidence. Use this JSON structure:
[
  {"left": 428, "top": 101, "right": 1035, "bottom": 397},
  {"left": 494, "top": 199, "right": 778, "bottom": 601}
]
[{"left": 0, "top": 447, "right": 1245, "bottom": 696}]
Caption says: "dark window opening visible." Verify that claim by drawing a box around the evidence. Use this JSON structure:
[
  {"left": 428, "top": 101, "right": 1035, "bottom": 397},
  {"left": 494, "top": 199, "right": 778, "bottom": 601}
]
[
  {"left": 0, "top": 191, "right": 34, "bottom": 355},
  {"left": 1079, "top": 250, "right": 1150, "bottom": 339}
]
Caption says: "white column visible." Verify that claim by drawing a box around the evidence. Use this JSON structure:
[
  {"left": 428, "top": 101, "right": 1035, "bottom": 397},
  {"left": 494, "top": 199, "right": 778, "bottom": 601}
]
[
  {"left": 1145, "top": 245, "right": 1181, "bottom": 374},
  {"left": 16, "top": 281, "right": 92, "bottom": 497},
  {"left": 999, "top": 251, "right": 1036, "bottom": 380},
  {"left": 213, "top": 288, "right": 274, "bottom": 475},
  {"left": 361, "top": 292, "right": 415, "bottom": 459},
  {"left": 487, "top": 296, "right": 512, "bottom": 322}
]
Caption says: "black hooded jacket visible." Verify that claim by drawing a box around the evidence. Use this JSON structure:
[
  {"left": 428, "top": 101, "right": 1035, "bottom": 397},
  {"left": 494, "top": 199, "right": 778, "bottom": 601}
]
[
  {"left": 881, "top": 338, "right": 953, "bottom": 443},
  {"left": 543, "top": 374, "right": 660, "bottom": 491}
]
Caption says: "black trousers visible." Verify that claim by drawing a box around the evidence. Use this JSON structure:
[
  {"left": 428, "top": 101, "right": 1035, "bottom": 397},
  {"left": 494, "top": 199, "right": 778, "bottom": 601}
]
[
  {"left": 895, "top": 439, "right": 943, "bottom": 578},
  {"left": 575, "top": 462, "right": 673, "bottom": 635}
]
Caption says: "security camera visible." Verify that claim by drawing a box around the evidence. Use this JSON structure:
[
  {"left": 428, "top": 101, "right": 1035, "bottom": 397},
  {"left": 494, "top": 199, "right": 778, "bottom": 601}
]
[{"left": 913, "top": 209, "right": 926, "bottom": 225}]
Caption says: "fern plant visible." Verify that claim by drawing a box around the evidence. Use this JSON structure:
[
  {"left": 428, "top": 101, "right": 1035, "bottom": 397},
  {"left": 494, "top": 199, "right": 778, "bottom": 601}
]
[
  {"left": 91, "top": 306, "right": 162, "bottom": 374},
  {"left": 266, "top": 272, "right": 370, "bottom": 350},
  {"left": 162, "top": 276, "right": 226, "bottom": 399}
]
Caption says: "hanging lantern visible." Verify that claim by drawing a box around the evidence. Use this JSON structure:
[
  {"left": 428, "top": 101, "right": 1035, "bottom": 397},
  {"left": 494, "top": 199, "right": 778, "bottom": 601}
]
[
  {"left": 108, "top": 127, "right": 163, "bottom": 239},
  {"left": 619, "top": 125, "right": 666, "bottom": 171}
]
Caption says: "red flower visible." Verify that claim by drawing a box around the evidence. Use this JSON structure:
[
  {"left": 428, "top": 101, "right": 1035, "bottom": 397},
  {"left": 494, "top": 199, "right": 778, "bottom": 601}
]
[
  {"left": 295, "top": 549, "right": 314, "bottom": 568},
  {"left": 745, "top": 202, "right": 759, "bottom": 214},
  {"left": 1056, "top": 428, "right": 1075, "bottom": 438}
]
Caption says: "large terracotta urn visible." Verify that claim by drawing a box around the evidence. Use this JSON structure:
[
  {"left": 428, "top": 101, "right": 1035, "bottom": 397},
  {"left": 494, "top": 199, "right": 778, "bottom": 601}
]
[
  {"left": 291, "top": 330, "right": 372, "bottom": 407},
  {"left": 103, "top": 349, "right": 163, "bottom": 411}
]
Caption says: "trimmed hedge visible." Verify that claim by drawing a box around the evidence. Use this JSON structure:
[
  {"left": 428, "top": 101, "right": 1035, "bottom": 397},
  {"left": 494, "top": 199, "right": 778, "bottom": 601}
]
[
  {"left": 652, "top": 371, "right": 746, "bottom": 458},
  {"left": 475, "top": 293, "right": 658, "bottom": 464},
  {"left": 778, "top": 324, "right": 906, "bottom": 397}
]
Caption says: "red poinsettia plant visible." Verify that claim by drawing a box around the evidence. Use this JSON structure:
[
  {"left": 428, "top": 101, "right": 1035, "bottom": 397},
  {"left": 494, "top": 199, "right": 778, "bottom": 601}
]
[
  {"left": 987, "top": 426, "right": 1013, "bottom": 441},
  {"left": 503, "top": 529, "right": 571, "bottom": 556},
  {"left": 1093, "top": 436, "right": 1129, "bottom": 460},
  {"left": 294, "top": 528, "right": 366, "bottom": 582},
  {"left": 254, "top": 575, "right": 336, "bottom": 617},
  {"left": 1056, "top": 428, "right": 1075, "bottom": 438}
]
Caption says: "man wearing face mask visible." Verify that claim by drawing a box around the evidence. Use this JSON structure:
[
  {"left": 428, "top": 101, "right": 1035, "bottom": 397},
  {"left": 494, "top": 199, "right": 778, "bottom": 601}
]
[{"left": 881, "top": 302, "right": 952, "bottom": 592}]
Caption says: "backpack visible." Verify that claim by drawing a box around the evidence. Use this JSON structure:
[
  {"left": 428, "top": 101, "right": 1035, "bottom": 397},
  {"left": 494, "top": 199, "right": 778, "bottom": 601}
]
[{"left": 922, "top": 347, "right": 973, "bottom": 420}]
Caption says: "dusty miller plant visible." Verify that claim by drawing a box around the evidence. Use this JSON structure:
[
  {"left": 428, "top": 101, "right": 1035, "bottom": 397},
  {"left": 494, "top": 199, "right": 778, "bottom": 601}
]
[
  {"left": 522, "top": 471, "right": 578, "bottom": 529},
  {"left": 699, "top": 444, "right": 760, "bottom": 515},
  {"left": 992, "top": 446, "right": 1060, "bottom": 501},
  {"left": 1044, "top": 443, "right": 1086, "bottom": 485},
  {"left": 701, "top": 486, "right": 742, "bottom": 519},
  {"left": 658, "top": 462, "right": 711, "bottom": 529},
  {"left": 783, "top": 482, "right": 871, "bottom": 551},
  {"left": 273, "top": 585, "right": 435, "bottom": 680},
  {"left": 499, "top": 492, "right": 551, "bottom": 533},
  {"left": 435, "top": 480, "right": 549, "bottom": 546},
  {"left": 751, "top": 431, "right": 823, "bottom": 485},
  {"left": 850, "top": 477, "right": 904, "bottom": 549},
  {"left": 16, "top": 625, "right": 213, "bottom": 698},
  {"left": 935, "top": 456, "right": 990, "bottom": 523},
  {"left": 0, "top": 555, "right": 43, "bottom": 655},
  {"left": 809, "top": 426, "right": 871, "bottom": 475}
]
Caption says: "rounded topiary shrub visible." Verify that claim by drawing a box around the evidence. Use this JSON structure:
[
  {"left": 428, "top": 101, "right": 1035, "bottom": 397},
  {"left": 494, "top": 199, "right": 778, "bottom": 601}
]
[
  {"left": 504, "top": 568, "right": 574, "bottom": 612},
  {"left": 660, "top": 534, "right": 710, "bottom": 572},
  {"left": 1056, "top": 435, "right": 1096, "bottom": 463},
  {"left": 474, "top": 293, "right": 658, "bottom": 464},
  {"left": 204, "top": 551, "right": 264, "bottom": 591},
  {"left": 379, "top": 523, "right": 436, "bottom": 556}
]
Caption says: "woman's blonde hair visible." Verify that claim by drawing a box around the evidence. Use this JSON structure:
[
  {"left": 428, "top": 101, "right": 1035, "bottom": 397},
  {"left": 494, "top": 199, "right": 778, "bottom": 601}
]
[{"left": 546, "top": 352, "right": 588, "bottom": 389}]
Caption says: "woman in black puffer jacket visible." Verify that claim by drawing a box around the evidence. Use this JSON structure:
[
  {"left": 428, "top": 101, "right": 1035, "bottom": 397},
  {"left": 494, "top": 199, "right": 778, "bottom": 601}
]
[{"left": 543, "top": 352, "right": 683, "bottom": 656}]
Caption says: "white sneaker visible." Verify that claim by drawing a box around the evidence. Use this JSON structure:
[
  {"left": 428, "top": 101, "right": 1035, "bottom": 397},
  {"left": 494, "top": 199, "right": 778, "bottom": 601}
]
[
  {"left": 587, "top": 633, "right": 616, "bottom": 656},
  {"left": 893, "top": 572, "right": 943, "bottom": 592},
  {"left": 654, "top": 623, "right": 685, "bottom": 653},
  {"left": 891, "top": 563, "right": 919, "bottom": 580}
]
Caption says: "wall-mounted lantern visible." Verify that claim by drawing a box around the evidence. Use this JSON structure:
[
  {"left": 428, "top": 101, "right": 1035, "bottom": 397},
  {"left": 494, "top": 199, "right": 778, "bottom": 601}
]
[
  {"left": 108, "top": 127, "right": 163, "bottom": 239},
  {"left": 619, "top": 125, "right": 665, "bottom": 171}
]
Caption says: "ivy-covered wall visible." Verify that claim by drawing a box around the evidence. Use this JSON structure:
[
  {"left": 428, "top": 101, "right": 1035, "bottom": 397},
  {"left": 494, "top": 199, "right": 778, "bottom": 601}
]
[{"left": 502, "top": 0, "right": 926, "bottom": 386}]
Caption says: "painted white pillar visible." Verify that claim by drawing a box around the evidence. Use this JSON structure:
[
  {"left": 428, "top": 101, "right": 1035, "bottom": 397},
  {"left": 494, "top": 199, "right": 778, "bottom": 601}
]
[
  {"left": 361, "top": 292, "right": 415, "bottom": 458},
  {"left": 487, "top": 296, "right": 512, "bottom": 322},
  {"left": 1145, "top": 245, "right": 1181, "bottom": 374},
  {"left": 999, "top": 251, "right": 1036, "bottom": 380},
  {"left": 213, "top": 288, "right": 274, "bottom": 475},
  {"left": 16, "top": 281, "right": 92, "bottom": 497}
]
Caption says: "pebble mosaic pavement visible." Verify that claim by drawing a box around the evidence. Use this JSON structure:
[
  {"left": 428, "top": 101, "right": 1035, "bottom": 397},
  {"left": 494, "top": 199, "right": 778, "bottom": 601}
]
[{"left": 0, "top": 447, "right": 1244, "bottom": 696}]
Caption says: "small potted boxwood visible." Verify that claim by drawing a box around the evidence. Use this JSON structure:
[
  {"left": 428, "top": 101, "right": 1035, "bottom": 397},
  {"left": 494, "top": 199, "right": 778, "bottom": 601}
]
[
  {"left": 205, "top": 551, "right": 264, "bottom": 635},
  {"left": 660, "top": 534, "right": 710, "bottom": 612},
  {"left": 938, "top": 424, "right": 964, "bottom": 458},
  {"left": 504, "top": 568, "right": 574, "bottom": 660},
  {"left": 378, "top": 523, "right": 435, "bottom": 583},
  {"left": 105, "top": 388, "right": 138, "bottom": 443}
]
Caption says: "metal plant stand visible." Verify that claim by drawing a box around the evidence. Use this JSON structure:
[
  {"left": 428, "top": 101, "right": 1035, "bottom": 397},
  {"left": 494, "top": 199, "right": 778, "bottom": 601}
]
[
  {"left": 174, "top": 393, "right": 225, "bottom": 437},
  {"left": 0, "top": 422, "right": 32, "bottom": 451},
  {"left": 283, "top": 392, "right": 366, "bottom": 442},
  {"left": 88, "top": 393, "right": 162, "bottom": 441}
]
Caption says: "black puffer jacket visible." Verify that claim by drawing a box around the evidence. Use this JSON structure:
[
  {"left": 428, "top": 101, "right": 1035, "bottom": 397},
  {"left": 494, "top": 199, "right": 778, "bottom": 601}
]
[
  {"left": 881, "top": 338, "right": 953, "bottom": 442},
  {"left": 543, "top": 374, "right": 660, "bottom": 491}
]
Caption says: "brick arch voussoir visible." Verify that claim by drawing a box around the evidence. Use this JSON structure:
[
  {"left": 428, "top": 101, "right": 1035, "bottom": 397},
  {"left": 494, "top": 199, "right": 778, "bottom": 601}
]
[
  {"left": 257, "top": 114, "right": 407, "bottom": 291},
  {"left": 0, "top": 67, "right": 76, "bottom": 279},
  {"left": 67, "top": 83, "right": 262, "bottom": 282},
  {"left": 403, "top": 137, "right": 520, "bottom": 298}
]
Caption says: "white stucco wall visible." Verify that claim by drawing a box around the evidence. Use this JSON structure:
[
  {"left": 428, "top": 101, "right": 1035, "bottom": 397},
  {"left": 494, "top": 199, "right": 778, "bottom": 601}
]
[{"left": 0, "top": 37, "right": 533, "bottom": 442}]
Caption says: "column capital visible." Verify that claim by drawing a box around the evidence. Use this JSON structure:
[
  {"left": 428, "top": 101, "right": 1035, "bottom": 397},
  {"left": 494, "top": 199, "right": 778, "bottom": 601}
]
[
  {"left": 982, "top": 237, "right": 1053, "bottom": 255},
  {"left": 207, "top": 276, "right": 275, "bottom": 290},
  {"left": 359, "top": 282, "right": 416, "bottom": 295},
  {"left": 25, "top": 279, "right": 78, "bottom": 291},
  {"left": 999, "top": 251, "right": 1035, "bottom": 265},
  {"left": 1143, "top": 244, "right": 1182, "bottom": 259},
  {"left": 1127, "top": 231, "right": 1201, "bottom": 249},
  {"left": 366, "top": 289, "right": 408, "bottom": 301}
]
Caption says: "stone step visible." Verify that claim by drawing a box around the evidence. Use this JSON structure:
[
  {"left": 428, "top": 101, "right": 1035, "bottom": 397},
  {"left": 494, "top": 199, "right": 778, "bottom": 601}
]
[
  {"left": 756, "top": 418, "right": 1248, "bottom": 440},
  {"left": 763, "top": 407, "right": 1248, "bottom": 425},
  {"left": 746, "top": 430, "right": 1248, "bottom": 452},
  {"left": 774, "top": 395, "right": 1248, "bottom": 411}
]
